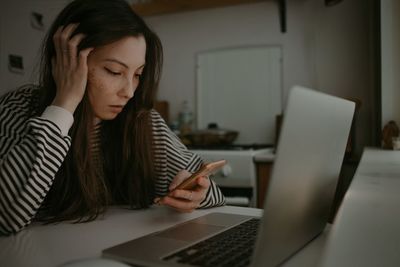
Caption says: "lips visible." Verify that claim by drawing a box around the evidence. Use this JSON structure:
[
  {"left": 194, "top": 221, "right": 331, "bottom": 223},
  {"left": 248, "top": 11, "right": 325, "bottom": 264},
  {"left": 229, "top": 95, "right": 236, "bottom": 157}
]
[{"left": 109, "top": 105, "right": 124, "bottom": 113}]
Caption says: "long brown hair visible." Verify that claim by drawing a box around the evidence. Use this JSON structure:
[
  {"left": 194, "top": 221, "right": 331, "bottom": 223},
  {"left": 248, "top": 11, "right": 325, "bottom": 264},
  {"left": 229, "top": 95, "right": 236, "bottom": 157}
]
[{"left": 35, "top": 0, "right": 163, "bottom": 223}]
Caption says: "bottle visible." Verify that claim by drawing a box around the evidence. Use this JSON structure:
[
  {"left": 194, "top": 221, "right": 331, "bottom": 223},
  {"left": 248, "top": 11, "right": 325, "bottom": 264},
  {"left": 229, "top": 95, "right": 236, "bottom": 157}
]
[
  {"left": 169, "top": 119, "right": 180, "bottom": 135},
  {"left": 178, "top": 100, "right": 193, "bottom": 135}
]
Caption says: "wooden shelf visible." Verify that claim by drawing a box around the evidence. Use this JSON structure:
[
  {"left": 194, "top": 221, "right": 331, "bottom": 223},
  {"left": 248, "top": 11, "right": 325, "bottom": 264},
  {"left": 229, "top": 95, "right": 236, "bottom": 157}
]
[
  {"left": 131, "top": 0, "right": 267, "bottom": 16},
  {"left": 132, "top": 0, "right": 287, "bottom": 33}
]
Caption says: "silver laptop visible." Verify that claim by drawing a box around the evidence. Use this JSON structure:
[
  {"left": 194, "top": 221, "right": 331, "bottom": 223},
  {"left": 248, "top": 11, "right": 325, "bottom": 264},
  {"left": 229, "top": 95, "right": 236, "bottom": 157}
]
[{"left": 103, "top": 86, "right": 355, "bottom": 267}]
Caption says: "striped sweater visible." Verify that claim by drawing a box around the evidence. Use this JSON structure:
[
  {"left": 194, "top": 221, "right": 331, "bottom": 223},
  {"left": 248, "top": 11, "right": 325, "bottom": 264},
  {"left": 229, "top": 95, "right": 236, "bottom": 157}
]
[{"left": 0, "top": 87, "right": 225, "bottom": 235}]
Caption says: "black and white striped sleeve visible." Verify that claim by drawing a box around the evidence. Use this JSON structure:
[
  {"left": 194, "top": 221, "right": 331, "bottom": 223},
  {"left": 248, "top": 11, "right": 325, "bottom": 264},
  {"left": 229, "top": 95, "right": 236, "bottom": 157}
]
[
  {"left": 0, "top": 88, "right": 72, "bottom": 235},
  {"left": 151, "top": 110, "right": 225, "bottom": 208}
]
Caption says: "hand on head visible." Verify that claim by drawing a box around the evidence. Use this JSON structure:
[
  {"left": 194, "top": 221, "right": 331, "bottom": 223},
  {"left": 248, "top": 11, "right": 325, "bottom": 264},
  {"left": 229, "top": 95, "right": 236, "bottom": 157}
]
[
  {"left": 154, "top": 170, "right": 211, "bottom": 213},
  {"left": 51, "top": 23, "right": 93, "bottom": 113}
]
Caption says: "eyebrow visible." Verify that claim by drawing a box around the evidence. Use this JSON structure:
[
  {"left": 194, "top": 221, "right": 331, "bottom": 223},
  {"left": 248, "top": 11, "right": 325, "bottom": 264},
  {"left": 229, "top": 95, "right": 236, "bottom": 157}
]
[{"left": 104, "top": 58, "right": 145, "bottom": 70}]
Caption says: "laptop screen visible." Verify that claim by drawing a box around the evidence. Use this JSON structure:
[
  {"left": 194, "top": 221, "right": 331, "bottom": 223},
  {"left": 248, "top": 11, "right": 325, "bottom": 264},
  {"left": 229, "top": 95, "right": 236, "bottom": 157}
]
[{"left": 251, "top": 86, "right": 355, "bottom": 267}]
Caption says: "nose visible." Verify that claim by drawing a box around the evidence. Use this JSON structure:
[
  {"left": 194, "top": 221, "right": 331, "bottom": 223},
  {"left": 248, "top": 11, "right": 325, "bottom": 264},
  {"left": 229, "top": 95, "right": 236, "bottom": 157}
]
[{"left": 120, "top": 78, "right": 137, "bottom": 99}]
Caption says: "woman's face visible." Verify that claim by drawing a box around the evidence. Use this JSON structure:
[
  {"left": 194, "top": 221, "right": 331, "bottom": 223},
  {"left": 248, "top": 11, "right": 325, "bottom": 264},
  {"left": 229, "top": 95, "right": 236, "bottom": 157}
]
[{"left": 86, "top": 35, "right": 146, "bottom": 121}]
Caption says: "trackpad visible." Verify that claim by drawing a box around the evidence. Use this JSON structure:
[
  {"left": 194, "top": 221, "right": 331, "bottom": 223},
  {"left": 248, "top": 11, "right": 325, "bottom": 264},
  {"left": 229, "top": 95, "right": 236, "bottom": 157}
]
[{"left": 155, "top": 222, "right": 225, "bottom": 242}]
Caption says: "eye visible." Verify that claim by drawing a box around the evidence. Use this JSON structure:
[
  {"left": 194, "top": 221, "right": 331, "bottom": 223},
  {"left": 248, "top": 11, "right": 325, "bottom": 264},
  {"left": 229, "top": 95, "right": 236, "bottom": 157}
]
[
  {"left": 105, "top": 68, "right": 121, "bottom": 76},
  {"left": 135, "top": 73, "right": 142, "bottom": 79}
]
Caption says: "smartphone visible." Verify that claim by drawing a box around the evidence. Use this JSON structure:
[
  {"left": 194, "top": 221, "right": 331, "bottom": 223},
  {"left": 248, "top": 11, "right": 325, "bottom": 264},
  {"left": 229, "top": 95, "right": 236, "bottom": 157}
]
[{"left": 173, "top": 159, "right": 227, "bottom": 191}]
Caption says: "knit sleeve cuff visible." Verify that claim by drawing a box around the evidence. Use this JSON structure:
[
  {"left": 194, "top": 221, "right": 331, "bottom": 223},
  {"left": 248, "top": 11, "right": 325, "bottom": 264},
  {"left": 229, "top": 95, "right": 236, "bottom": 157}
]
[{"left": 40, "top": 105, "right": 74, "bottom": 136}]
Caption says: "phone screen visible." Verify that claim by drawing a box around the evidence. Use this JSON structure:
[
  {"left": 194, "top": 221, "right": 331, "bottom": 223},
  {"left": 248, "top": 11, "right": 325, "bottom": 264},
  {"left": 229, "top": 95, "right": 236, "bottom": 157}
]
[{"left": 174, "top": 159, "right": 226, "bottom": 190}]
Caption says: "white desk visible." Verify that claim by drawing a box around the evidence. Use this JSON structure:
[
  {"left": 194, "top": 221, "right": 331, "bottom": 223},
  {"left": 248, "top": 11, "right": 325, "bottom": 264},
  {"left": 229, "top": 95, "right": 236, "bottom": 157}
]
[
  {"left": 3, "top": 148, "right": 397, "bottom": 267},
  {"left": 320, "top": 148, "right": 400, "bottom": 266},
  {"left": 0, "top": 205, "right": 328, "bottom": 267}
]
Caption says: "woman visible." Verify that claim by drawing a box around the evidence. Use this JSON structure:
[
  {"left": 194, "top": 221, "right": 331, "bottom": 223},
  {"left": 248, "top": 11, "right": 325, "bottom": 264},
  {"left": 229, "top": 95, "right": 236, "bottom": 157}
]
[{"left": 0, "top": 0, "right": 225, "bottom": 235}]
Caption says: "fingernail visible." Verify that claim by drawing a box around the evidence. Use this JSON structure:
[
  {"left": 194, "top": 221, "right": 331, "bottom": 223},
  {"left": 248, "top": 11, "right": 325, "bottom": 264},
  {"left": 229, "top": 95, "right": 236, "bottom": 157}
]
[{"left": 154, "top": 197, "right": 160, "bottom": 204}]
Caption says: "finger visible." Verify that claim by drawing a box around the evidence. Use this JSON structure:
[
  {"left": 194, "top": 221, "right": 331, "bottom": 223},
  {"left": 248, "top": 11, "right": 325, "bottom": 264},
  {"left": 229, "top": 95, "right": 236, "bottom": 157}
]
[
  {"left": 153, "top": 197, "right": 161, "bottom": 204},
  {"left": 169, "top": 189, "right": 199, "bottom": 202},
  {"left": 159, "top": 196, "right": 197, "bottom": 212},
  {"left": 196, "top": 176, "right": 211, "bottom": 190},
  {"left": 60, "top": 23, "right": 79, "bottom": 65},
  {"left": 168, "top": 177, "right": 209, "bottom": 199},
  {"left": 77, "top": 47, "right": 94, "bottom": 71},
  {"left": 169, "top": 170, "right": 192, "bottom": 191},
  {"left": 193, "top": 177, "right": 210, "bottom": 201},
  {"left": 60, "top": 23, "right": 79, "bottom": 50},
  {"left": 68, "top": 33, "right": 86, "bottom": 67},
  {"left": 53, "top": 26, "right": 63, "bottom": 66}
]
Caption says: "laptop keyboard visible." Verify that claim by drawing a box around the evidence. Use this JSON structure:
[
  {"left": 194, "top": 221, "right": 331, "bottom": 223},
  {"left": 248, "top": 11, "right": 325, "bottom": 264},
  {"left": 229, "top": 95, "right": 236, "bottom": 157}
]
[{"left": 163, "top": 218, "right": 260, "bottom": 267}]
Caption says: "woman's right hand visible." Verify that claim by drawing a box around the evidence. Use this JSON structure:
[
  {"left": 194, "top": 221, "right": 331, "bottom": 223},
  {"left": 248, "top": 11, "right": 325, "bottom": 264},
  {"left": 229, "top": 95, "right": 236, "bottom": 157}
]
[{"left": 51, "top": 23, "right": 93, "bottom": 114}]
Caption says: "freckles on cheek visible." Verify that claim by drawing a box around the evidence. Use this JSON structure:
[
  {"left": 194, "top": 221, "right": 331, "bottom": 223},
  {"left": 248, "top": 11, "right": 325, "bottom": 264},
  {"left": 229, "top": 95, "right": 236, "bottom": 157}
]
[
  {"left": 87, "top": 70, "right": 106, "bottom": 100},
  {"left": 87, "top": 70, "right": 99, "bottom": 91}
]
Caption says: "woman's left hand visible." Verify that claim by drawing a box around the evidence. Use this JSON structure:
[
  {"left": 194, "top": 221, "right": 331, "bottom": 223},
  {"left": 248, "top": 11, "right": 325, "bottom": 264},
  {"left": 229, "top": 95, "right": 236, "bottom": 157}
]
[{"left": 155, "top": 170, "right": 210, "bottom": 212}]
